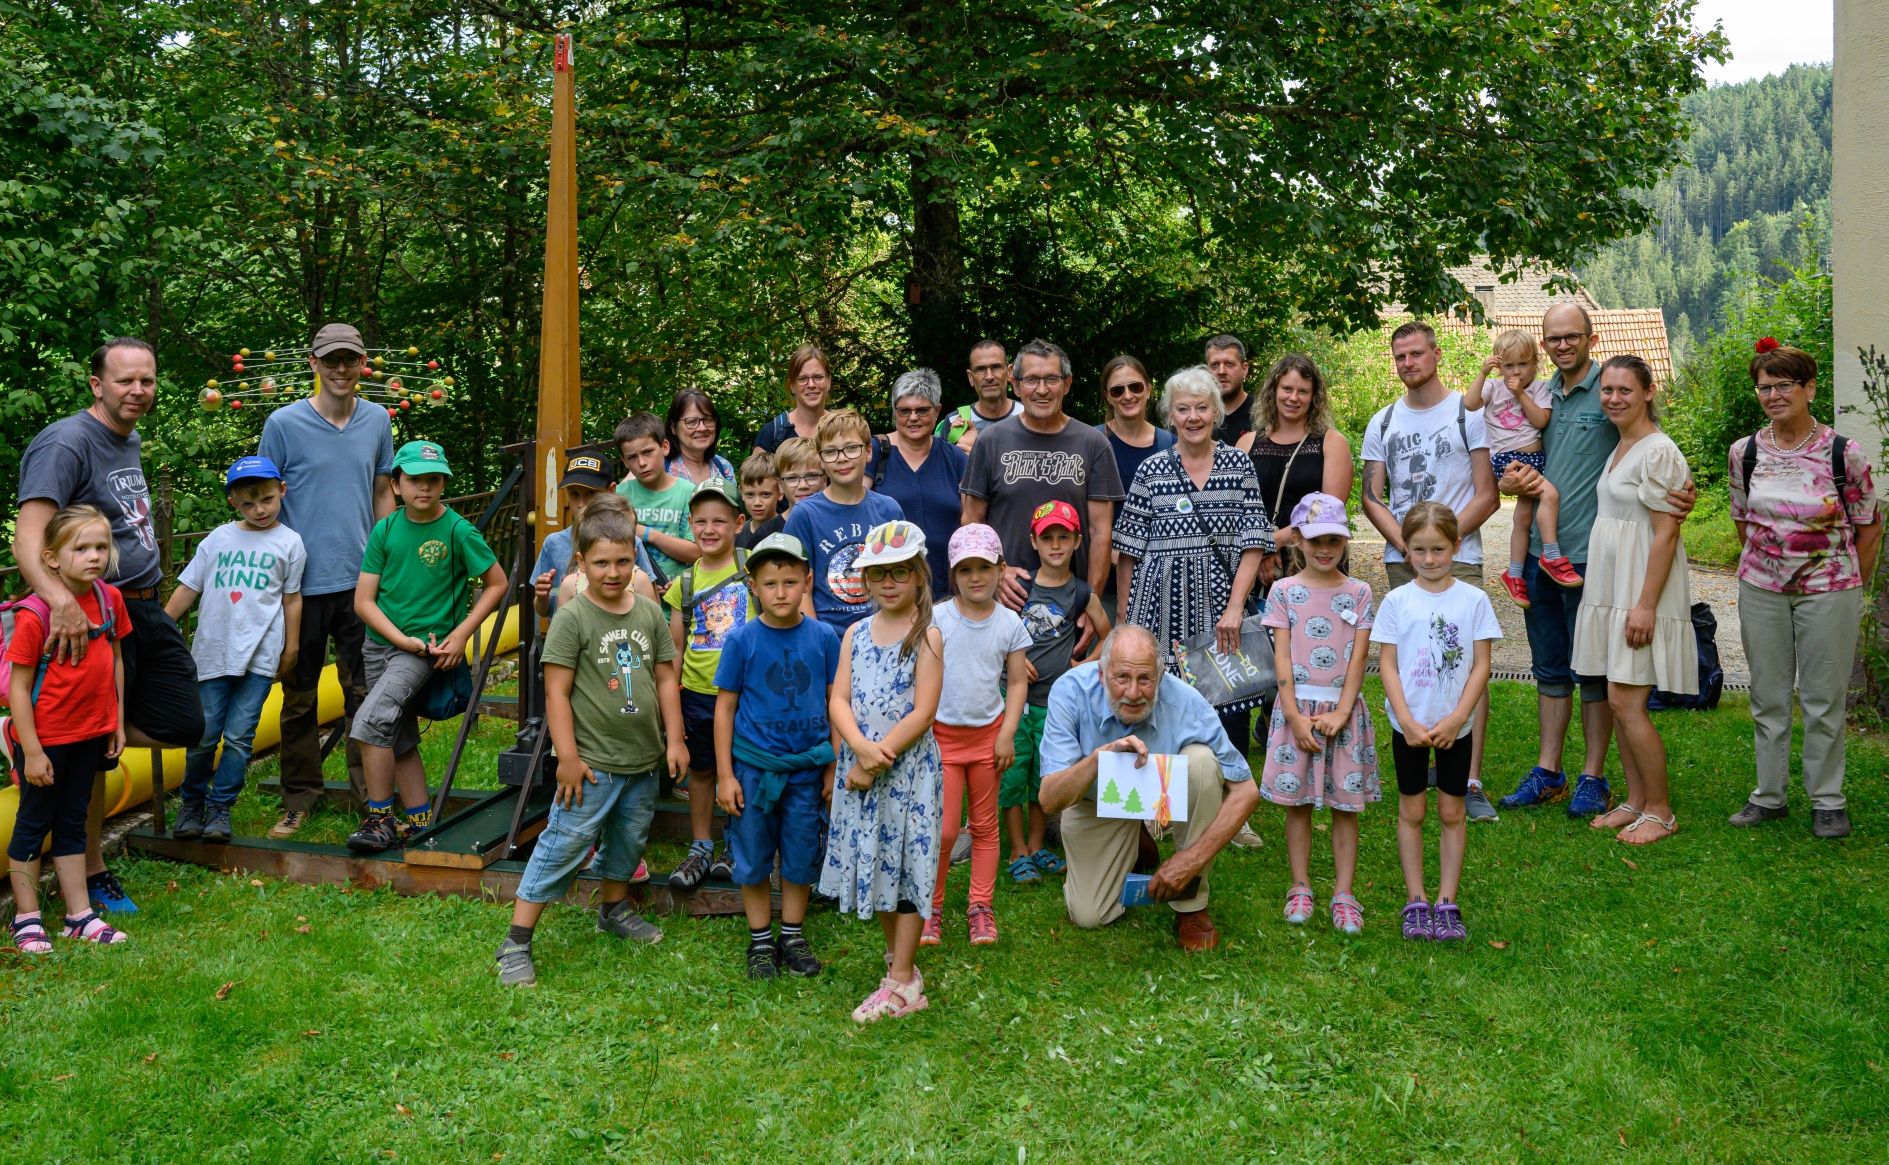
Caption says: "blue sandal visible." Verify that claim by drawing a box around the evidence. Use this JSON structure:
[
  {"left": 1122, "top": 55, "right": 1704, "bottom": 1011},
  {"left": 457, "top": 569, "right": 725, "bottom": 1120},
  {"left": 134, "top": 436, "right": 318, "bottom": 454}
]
[
  {"left": 1008, "top": 855, "right": 1042, "bottom": 884},
  {"left": 1029, "top": 848, "right": 1067, "bottom": 875}
]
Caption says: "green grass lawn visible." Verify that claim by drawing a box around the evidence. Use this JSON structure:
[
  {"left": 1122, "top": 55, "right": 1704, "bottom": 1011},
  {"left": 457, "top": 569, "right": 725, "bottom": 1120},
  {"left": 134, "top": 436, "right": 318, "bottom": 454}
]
[{"left": 4, "top": 681, "right": 1887, "bottom": 1163}]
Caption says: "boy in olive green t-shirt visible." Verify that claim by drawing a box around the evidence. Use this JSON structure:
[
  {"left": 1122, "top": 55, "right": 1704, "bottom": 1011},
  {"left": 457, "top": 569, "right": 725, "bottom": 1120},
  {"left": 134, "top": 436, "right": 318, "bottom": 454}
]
[
  {"left": 347, "top": 441, "right": 507, "bottom": 854},
  {"left": 495, "top": 502, "right": 688, "bottom": 987},
  {"left": 662, "top": 478, "right": 757, "bottom": 889}
]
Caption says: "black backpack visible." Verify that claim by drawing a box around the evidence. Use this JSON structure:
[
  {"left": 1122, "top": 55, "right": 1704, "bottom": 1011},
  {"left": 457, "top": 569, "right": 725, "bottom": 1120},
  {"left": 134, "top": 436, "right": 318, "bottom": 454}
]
[{"left": 1647, "top": 601, "right": 1724, "bottom": 712}]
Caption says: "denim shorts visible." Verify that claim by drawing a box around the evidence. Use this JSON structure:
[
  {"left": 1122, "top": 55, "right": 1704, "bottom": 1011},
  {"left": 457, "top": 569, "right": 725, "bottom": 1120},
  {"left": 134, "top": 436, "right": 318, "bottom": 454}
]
[
  {"left": 514, "top": 768, "right": 659, "bottom": 903},
  {"left": 1523, "top": 554, "right": 1606, "bottom": 702},
  {"left": 681, "top": 688, "right": 718, "bottom": 774},
  {"left": 725, "top": 763, "right": 824, "bottom": 887}
]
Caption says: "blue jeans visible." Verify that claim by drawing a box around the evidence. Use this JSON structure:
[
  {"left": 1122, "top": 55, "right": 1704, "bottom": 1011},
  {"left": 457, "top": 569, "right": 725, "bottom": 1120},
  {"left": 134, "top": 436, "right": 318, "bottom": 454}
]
[
  {"left": 1522, "top": 555, "right": 1605, "bottom": 703},
  {"left": 515, "top": 769, "right": 659, "bottom": 903},
  {"left": 182, "top": 672, "right": 276, "bottom": 808}
]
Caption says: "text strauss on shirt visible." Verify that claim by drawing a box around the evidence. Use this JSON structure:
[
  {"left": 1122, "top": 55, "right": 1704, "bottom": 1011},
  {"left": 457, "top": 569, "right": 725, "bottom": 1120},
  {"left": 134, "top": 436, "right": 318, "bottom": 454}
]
[{"left": 999, "top": 450, "right": 1088, "bottom": 487}]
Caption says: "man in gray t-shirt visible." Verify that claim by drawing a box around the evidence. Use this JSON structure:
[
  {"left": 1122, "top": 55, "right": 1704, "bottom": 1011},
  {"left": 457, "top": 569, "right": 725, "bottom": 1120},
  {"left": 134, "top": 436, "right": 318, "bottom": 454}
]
[
  {"left": 257, "top": 322, "right": 395, "bottom": 830},
  {"left": 13, "top": 337, "right": 204, "bottom": 913},
  {"left": 960, "top": 339, "right": 1124, "bottom": 603}
]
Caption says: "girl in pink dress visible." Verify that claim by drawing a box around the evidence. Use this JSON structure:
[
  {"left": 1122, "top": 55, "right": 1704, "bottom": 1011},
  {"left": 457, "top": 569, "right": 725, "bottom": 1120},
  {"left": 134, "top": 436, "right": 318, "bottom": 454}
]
[{"left": 1260, "top": 492, "right": 1378, "bottom": 934}]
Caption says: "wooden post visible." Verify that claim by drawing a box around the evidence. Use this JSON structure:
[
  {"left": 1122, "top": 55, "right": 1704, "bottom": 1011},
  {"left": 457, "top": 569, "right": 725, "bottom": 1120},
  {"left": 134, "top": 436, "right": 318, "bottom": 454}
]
[{"left": 532, "top": 32, "right": 583, "bottom": 557}]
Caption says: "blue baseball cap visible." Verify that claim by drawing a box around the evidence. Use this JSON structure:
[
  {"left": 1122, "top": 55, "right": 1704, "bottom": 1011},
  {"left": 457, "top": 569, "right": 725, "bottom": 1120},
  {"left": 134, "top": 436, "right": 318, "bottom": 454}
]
[{"left": 226, "top": 455, "right": 284, "bottom": 488}]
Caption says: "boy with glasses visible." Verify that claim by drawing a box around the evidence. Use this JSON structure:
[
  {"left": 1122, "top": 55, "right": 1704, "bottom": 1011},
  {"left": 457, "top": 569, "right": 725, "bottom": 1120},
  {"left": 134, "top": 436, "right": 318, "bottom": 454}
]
[
  {"left": 783, "top": 410, "right": 905, "bottom": 631},
  {"left": 259, "top": 323, "right": 395, "bottom": 837}
]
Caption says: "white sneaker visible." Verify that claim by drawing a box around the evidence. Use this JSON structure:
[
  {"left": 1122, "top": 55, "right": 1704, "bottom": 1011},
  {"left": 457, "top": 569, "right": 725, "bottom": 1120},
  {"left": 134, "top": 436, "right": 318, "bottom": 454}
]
[{"left": 1231, "top": 822, "right": 1265, "bottom": 849}]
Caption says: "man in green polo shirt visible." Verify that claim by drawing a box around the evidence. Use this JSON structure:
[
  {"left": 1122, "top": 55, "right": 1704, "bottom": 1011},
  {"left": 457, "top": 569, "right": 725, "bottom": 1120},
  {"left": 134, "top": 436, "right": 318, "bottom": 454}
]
[{"left": 1498, "top": 304, "right": 1694, "bottom": 820}]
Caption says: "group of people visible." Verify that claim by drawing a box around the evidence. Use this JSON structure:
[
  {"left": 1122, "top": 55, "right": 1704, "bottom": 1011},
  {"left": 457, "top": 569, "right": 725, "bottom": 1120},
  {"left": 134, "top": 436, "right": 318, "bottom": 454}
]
[{"left": 5, "top": 310, "right": 1879, "bottom": 1026}]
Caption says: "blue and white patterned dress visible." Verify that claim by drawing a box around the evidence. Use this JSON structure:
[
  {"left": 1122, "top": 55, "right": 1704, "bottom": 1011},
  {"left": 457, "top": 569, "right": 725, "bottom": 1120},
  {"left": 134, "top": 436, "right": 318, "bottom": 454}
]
[
  {"left": 819, "top": 625, "right": 944, "bottom": 919},
  {"left": 1113, "top": 444, "right": 1276, "bottom": 680}
]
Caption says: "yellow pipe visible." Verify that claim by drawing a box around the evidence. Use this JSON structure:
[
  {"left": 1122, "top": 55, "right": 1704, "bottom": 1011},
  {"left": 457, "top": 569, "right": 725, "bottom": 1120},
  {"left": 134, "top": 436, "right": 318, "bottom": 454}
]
[{"left": 1, "top": 607, "right": 519, "bottom": 838}]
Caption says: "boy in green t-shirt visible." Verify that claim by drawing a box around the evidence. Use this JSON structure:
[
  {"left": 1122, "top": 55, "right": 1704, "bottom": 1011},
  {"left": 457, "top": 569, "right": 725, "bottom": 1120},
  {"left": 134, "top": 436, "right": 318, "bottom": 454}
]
[
  {"left": 663, "top": 478, "right": 756, "bottom": 889},
  {"left": 347, "top": 441, "right": 508, "bottom": 854},
  {"left": 613, "top": 411, "right": 699, "bottom": 587},
  {"left": 495, "top": 501, "right": 688, "bottom": 986}
]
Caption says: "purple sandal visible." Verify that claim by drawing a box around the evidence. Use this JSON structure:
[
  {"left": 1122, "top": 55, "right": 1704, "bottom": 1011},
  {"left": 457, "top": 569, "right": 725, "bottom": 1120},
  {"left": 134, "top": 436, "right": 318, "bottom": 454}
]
[
  {"left": 1400, "top": 899, "right": 1433, "bottom": 941},
  {"left": 63, "top": 912, "right": 127, "bottom": 945},
  {"left": 11, "top": 915, "right": 52, "bottom": 954},
  {"left": 1431, "top": 901, "right": 1467, "bottom": 942}
]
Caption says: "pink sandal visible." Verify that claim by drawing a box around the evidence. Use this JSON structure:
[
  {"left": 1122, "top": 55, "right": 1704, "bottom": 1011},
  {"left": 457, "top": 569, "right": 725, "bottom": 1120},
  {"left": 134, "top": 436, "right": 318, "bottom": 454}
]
[
  {"left": 1283, "top": 885, "right": 1315, "bottom": 925},
  {"left": 11, "top": 915, "right": 52, "bottom": 954},
  {"left": 64, "top": 913, "right": 127, "bottom": 944},
  {"left": 852, "top": 970, "right": 928, "bottom": 1023},
  {"left": 1330, "top": 893, "right": 1364, "bottom": 935}
]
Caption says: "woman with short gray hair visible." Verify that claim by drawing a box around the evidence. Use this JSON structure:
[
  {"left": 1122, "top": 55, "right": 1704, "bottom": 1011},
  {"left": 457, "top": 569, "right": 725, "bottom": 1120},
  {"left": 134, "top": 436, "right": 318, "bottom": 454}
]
[
  {"left": 869, "top": 367, "right": 967, "bottom": 597},
  {"left": 1113, "top": 364, "right": 1275, "bottom": 754}
]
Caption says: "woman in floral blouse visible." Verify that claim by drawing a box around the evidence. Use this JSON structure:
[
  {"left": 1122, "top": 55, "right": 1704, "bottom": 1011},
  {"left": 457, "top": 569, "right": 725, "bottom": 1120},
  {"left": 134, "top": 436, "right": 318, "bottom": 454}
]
[{"left": 1727, "top": 340, "right": 1882, "bottom": 839}]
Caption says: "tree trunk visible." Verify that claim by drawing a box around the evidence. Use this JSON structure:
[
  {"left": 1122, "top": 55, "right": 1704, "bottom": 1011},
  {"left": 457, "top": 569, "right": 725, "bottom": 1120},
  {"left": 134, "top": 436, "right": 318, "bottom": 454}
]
[{"left": 908, "top": 146, "right": 965, "bottom": 388}]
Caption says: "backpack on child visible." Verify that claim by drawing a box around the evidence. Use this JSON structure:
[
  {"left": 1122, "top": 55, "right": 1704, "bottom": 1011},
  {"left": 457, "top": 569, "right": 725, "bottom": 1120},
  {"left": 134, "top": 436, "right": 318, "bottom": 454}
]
[
  {"left": 1647, "top": 601, "right": 1725, "bottom": 712},
  {"left": 675, "top": 548, "right": 751, "bottom": 612},
  {"left": 0, "top": 582, "right": 118, "bottom": 708}
]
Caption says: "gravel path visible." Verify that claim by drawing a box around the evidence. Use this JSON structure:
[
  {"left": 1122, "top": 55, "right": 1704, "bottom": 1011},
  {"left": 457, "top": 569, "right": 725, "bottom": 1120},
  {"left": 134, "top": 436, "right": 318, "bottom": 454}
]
[{"left": 1344, "top": 498, "right": 1748, "bottom": 685}]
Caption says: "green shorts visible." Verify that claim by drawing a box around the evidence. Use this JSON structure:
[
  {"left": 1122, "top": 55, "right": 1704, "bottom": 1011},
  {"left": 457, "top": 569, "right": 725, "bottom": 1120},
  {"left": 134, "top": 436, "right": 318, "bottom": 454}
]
[{"left": 999, "top": 704, "right": 1050, "bottom": 809}]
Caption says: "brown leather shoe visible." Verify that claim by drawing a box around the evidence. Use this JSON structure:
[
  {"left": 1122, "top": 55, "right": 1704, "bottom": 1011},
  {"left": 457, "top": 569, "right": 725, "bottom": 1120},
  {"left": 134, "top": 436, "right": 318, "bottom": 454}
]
[{"left": 1175, "top": 908, "right": 1219, "bottom": 953}]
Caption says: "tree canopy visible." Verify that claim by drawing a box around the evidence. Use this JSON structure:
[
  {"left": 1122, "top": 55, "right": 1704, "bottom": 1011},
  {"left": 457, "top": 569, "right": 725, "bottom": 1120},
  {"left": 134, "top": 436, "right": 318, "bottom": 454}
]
[{"left": 0, "top": 0, "right": 1723, "bottom": 532}]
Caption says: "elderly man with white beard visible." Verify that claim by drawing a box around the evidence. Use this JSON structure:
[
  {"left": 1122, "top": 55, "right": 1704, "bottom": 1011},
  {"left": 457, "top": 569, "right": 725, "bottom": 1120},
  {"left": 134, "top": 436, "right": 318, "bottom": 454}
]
[{"left": 1037, "top": 626, "right": 1258, "bottom": 951}]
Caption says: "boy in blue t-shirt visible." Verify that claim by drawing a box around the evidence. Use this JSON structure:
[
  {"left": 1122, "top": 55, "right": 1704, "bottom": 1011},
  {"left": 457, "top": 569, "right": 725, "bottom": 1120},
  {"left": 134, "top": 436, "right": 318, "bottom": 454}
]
[
  {"left": 713, "top": 533, "right": 840, "bottom": 979},
  {"left": 781, "top": 409, "right": 903, "bottom": 631}
]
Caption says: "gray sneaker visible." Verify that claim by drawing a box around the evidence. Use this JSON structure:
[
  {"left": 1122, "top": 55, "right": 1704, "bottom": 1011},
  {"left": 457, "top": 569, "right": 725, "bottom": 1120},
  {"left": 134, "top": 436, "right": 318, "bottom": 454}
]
[
  {"left": 495, "top": 939, "right": 537, "bottom": 986},
  {"left": 597, "top": 901, "right": 664, "bottom": 944},
  {"left": 173, "top": 800, "right": 207, "bottom": 840},
  {"left": 1812, "top": 808, "right": 1852, "bottom": 839},
  {"left": 202, "top": 804, "right": 234, "bottom": 844},
  {"left": 950, "top": 832, "right": 972, "bottom": 866},
  {"left": 1230, "top": 822, "right": 1265, "bottom": 849},
  {"left": 1464, "top": 786, "right": 1498, "bottom": 823},
  {"left": 1728, "top": 799, "right": 1788, "bottom": 827}
]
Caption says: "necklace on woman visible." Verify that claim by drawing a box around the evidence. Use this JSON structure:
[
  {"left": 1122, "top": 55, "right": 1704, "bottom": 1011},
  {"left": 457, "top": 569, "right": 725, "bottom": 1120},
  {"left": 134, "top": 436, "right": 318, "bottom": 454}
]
[{"left": 1767, "top": 422, "right": 1818, "bottom": 455}]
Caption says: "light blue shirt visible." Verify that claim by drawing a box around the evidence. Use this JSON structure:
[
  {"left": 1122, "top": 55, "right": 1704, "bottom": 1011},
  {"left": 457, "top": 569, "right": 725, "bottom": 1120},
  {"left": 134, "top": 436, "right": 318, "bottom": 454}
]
[
  {"left": 532, "top": 527, "right": 656, "bottom": 616},
  {"left": 1039, "top": 661, "right": 1253, "bottom": 794},
  {"left": 259, "top": 398, "right": 394, "bottom": 596}
]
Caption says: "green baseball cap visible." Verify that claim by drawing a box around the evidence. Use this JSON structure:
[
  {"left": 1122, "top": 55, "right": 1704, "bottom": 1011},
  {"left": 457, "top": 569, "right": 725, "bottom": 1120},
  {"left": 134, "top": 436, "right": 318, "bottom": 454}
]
[
  {"left": 392, "top": 440, "right": 453, "bottom": 477},
  {"left": 747, "top": 532, "right": 809, "bottom": 570},
  {"left": 688, "top": 476, "right": 744, "bottom": 514}
]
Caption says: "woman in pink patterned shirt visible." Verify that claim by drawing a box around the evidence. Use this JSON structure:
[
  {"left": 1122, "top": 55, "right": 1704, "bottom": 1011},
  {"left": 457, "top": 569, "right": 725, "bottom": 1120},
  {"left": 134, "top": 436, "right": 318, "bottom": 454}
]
[{"left": 1727, "top": 341, "right": 1882, "bottom": 839}]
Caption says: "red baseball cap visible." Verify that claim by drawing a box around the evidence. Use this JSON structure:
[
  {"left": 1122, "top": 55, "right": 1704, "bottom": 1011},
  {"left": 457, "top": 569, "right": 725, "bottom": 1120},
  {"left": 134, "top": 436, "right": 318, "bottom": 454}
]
[{"left": 1030, "top": 500, "right": 1081, "bottom": 536}]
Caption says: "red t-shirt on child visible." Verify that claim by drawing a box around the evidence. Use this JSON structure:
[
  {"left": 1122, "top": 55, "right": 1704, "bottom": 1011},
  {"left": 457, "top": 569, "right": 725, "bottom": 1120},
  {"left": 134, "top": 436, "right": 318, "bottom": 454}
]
[{"left": 4, "top": 583, "right": 131, "bottom": 746}]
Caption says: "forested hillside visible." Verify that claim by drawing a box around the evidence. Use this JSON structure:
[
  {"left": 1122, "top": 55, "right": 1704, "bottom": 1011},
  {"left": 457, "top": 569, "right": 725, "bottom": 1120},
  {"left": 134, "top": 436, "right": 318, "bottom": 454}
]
[{"left": 1580, "top": 64, "right": 1830, "bottom": 361}]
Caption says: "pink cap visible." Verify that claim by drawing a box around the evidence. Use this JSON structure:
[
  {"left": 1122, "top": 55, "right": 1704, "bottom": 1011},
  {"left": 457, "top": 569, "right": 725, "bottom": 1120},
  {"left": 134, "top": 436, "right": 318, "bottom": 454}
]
[
  {"left": 1291, "top": 492, "right": 1352, "bottom": 540},
  {"left": 948, "top": 523, "right": 1005, "bottom": 568}
]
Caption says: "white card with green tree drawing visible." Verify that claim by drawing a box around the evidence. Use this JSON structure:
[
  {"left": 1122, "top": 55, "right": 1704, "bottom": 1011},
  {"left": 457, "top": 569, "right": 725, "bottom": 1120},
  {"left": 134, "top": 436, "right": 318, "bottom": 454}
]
[{"left": 1095, "top": 751, "right": 1189, "bottom": 822}]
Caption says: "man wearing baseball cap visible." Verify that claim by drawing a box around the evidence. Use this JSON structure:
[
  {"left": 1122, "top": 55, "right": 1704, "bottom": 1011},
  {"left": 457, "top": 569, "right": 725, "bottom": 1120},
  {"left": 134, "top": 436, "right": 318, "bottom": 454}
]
[
  {"left": 161, "top": 455, "right": 307, "bottom": 844},
  {"left": 260, "top": 322, "right": 395, "bottom": 836}
]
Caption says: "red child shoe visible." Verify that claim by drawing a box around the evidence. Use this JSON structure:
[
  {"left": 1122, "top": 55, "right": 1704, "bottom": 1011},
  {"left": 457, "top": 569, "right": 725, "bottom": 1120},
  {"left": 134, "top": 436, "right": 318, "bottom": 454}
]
[
  {"left": 1499, "top": 570, "right": 1531, "bottom": 609},
  {"left": 1539, "top": 556, "right": 1583, "bottom": 588}
]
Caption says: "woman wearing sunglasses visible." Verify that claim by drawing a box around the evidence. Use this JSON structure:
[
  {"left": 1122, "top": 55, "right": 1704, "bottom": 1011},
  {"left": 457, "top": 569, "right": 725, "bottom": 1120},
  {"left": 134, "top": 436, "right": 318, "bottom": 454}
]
[{"left": 1100, "top": 355, "right": 1177, "bottom": 492}]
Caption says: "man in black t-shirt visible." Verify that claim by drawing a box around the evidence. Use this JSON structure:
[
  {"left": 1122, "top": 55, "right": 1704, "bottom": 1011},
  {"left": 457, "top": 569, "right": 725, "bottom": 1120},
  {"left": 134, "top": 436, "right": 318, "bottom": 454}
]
[{"left": 1207, "top": 333, "right": 1253, "bottom": 447}]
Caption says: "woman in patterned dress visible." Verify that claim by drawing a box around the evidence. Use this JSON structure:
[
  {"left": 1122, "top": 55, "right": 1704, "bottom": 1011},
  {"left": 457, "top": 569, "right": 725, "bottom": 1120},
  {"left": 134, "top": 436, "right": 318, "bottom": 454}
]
[{"left": 1113, "top": 365, "right": 1276, "bottom": 752}]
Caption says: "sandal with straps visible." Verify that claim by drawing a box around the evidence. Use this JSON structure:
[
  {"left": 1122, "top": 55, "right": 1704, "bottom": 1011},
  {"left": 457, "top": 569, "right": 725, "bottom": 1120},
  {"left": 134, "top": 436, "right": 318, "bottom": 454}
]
[
  {"left": 10, "top": 915, "right": 52, "bottom": 954},
  {"left": 1591, "top": 803, "right": 1641, "bottom": 831},
  {"left": 1283, "top": 884, "right": 1315, "bottom": 925},
  {"left": 1617, "top": 812, "right": 1678, "bottom": 846},
  {"left": 63, "top": 913, "right": 128, "bottom": 944},
  {"left": 1330, "top": 892, "right": 1364, "bottom": 935}
]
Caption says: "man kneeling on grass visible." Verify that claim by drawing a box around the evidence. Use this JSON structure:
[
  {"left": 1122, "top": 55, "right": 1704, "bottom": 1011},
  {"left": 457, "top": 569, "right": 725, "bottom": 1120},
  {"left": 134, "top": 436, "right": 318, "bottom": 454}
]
[
  {"left": 495, "top": 501, "right": 689, "bottom": 987},
  {"left": 1037, "top": 625, "right": 1258, "bottom": 953}
]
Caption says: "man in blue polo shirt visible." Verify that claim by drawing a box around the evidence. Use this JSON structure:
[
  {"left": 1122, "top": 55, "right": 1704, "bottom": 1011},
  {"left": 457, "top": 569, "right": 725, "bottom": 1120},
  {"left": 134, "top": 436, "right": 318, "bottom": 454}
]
[
  {"left": 1038, "top": 625, "right": 1258, "bottom": 953},
  {"left": 259, "top": 322, "right": 394, "bottom": 837}
]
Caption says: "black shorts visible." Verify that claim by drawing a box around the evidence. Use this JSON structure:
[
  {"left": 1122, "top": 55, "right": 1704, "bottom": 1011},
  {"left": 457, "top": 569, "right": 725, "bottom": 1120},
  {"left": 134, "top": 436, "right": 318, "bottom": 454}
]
[
  {"left": 681, "top": 688, "right": 718, "bottom": 774},
  {"left": 1390, "top": 730, "right": 1471, "bottom": 798},
  {"left": 123, "top": 598, "right": 204, "bottom": 746}
]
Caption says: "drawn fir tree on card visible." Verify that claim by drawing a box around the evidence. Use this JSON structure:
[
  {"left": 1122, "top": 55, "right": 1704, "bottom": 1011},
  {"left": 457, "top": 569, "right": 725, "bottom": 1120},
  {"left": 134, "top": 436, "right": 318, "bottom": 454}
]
[
  {"left": 1122, "top": 786, "right": 1145, "bottom": 814},
  {"left": 1101, "top": 778, "right": 1122, "bottom": 805}
]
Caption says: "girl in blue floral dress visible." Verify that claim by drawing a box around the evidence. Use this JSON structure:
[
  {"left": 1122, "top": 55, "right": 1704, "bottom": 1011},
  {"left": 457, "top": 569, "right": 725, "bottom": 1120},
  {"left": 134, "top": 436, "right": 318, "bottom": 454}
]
[{"left": 820, "top": 520, "right": 945, "bottom": 1023}]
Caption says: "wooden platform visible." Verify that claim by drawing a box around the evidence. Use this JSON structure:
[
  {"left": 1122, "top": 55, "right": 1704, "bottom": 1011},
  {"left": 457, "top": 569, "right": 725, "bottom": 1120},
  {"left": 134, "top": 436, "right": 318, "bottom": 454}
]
[{"left": 125, "top": 780, "right": 749, "bottom": 915}]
